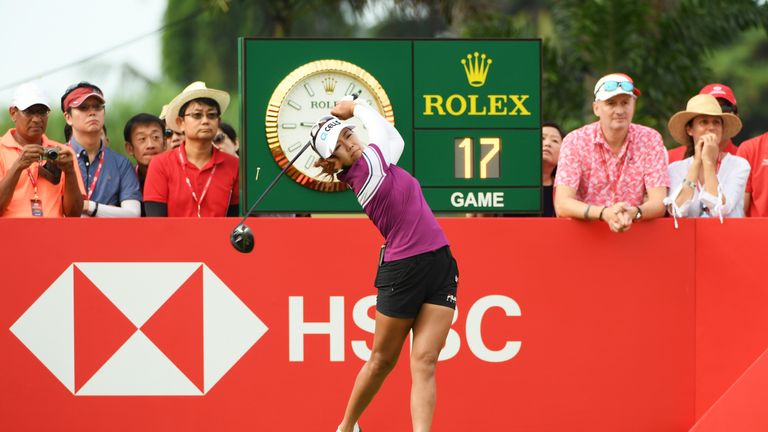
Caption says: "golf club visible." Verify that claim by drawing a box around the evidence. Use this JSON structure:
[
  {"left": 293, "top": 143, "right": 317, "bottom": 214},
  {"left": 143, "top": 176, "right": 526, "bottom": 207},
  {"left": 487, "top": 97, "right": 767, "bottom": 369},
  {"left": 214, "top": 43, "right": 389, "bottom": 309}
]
[
  {"left": 230, "top": 141, "right": 311, "bottom": 253},
  {"left": 230, "top": 90, "right": 362, "bottom": 253}
]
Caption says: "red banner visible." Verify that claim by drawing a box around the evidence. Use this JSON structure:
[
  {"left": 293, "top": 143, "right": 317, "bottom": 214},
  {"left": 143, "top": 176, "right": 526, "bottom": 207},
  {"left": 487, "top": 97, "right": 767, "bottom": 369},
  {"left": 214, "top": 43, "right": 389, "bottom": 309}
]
[{"left": 0, "top": 218, "right": 764, "bottom": 431}]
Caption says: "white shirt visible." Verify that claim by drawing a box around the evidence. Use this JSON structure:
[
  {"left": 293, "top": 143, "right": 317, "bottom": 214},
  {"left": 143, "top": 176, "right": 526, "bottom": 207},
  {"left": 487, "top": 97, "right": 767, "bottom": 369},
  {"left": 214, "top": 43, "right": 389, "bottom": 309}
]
[{"left": 664, "top": 153, "right": 750, "bottom": 219}]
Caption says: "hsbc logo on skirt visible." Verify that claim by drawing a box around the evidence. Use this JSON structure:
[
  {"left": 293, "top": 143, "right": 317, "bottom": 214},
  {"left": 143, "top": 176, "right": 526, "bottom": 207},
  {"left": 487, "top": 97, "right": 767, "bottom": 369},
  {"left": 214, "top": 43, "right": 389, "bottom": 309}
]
[{"left": 10, "top": 263, "right": 268, "bottom": 396}]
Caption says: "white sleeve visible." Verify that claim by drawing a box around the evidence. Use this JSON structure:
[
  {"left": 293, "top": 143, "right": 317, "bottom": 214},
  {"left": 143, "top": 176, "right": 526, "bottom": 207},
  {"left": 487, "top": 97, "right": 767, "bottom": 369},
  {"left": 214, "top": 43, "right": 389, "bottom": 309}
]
[
  {"left": 663, "top": 161, "right": 695, "bottom": 218},
  {"left": 353, "top": 101, "right": 404, "bottom": 165},
  {"left": 701, "top": 156, "right": 750, "bottom": 218},
  {"left": 91, "top": 199, "right": 142, "bottom": 218}
]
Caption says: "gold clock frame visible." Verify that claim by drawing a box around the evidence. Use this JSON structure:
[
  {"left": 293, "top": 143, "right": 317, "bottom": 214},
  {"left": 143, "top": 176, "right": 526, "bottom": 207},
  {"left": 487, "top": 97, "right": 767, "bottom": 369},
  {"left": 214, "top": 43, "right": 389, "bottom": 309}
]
[{"left": 265, "top": 59, "right": 395, "bottom": 192}]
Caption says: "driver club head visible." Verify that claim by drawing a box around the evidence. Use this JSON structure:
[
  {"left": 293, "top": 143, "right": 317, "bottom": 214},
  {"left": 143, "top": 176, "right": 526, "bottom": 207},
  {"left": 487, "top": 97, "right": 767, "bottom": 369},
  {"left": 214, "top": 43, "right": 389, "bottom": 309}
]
[{"left": 230, "top": 224, "right": 255, "bottom": 253}]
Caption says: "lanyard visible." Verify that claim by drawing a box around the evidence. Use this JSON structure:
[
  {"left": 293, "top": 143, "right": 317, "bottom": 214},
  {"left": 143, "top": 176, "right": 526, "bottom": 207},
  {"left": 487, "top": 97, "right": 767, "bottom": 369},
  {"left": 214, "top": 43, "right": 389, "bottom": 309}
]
[
  {"left": 597, "top": 142, "right": 629, "bottom": 202},
  {"left": 177, "top": 147, "right": 217, "bottom": 217},
  {"left": 26, "top": 168, "right": 39, "bottom": 199},
  {"left": 68, "top": 140, "right": 105, "bottom": 200},
  {"left": 85, "top": 151, "right": 105, "bottom": 200}
]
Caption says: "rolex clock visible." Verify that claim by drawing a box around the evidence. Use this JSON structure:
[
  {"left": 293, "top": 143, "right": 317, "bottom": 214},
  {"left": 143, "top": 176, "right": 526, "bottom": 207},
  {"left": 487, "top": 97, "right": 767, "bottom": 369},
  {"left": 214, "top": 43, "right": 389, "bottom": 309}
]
[{"left": 264, "top": 59, "right": 395, "bottom": 192}]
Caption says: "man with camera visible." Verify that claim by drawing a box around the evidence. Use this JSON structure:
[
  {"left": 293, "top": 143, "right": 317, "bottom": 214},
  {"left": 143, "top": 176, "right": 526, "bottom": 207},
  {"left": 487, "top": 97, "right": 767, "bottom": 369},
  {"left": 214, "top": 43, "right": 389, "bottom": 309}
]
[{"left": 0, "top": 83, "right": 85, "bottom": 217}]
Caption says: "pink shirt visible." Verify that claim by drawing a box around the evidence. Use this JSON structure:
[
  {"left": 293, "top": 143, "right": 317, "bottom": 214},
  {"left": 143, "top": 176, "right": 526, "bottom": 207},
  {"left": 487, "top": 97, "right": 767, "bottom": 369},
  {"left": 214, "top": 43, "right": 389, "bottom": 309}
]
[{"left": 555, "top": 121, "right": 669, "bottom": 206}]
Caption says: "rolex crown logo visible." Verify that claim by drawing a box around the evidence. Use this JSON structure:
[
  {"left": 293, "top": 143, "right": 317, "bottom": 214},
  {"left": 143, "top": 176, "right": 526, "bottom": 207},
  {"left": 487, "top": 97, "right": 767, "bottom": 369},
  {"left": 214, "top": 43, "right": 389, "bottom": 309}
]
[
  {"left": 461, "top": 52, "right": 492, "bottom": 88},
  {"left": 322, "top": 76, "right": 337, "bottom": 95}
]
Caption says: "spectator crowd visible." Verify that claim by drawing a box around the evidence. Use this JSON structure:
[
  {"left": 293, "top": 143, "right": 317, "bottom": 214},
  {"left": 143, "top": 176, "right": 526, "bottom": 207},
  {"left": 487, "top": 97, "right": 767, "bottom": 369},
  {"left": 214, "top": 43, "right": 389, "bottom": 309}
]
[
  {"left": 0, "top": 80, "right": 240, "bottom": 218},
  {"left": 2, "top": 73, "right": 768, "bottom": 228}
]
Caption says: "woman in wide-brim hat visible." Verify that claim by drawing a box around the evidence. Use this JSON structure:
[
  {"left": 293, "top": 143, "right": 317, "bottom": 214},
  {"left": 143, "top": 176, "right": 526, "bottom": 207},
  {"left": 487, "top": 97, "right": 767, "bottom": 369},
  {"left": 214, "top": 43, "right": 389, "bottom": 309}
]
[
  {"left": 664, "top": 93, "right": 750, "bottom": 222},
  {"left": 143, "top": 81, "right": 240, "bottom": 217}
]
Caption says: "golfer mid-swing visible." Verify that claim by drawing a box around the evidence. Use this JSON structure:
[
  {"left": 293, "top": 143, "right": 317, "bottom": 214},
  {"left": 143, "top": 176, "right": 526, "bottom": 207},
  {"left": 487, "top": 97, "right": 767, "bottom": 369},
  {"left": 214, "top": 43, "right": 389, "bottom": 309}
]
[{"left": 310, "top": 98, "right": 459, "bottom": 432}]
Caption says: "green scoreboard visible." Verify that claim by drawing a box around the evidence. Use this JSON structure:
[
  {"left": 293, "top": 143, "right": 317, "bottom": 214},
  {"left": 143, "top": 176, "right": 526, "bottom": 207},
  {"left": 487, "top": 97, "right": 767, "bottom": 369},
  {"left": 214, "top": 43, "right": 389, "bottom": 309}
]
[{"left": 239, "top": 39, "right": 541, "bottom": 213}]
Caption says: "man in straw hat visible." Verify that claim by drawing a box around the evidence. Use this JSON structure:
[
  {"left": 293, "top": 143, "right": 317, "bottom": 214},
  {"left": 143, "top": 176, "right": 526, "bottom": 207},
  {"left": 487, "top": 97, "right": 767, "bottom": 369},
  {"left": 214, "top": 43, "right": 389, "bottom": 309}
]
[
  {"left": 143, "top": 81, "right": 239, "bottom": 217},
  {"left": 664, "top": 94, "right": 749, "bottom": 220},
  {"left": 555, "top": 72, "right": 669, "bottom": 232}
]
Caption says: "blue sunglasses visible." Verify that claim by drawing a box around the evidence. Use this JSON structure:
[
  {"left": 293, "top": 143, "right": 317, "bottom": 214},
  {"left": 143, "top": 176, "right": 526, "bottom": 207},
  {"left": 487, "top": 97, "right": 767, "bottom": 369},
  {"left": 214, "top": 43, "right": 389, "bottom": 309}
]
[{"left": 599, "top": 80, "right": 635, "bottom": 94}]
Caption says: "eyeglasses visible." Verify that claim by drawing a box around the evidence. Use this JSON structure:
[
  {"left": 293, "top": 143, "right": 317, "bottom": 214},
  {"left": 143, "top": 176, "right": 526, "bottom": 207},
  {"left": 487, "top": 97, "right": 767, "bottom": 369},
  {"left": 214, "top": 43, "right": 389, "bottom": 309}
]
[
  {"left": 598, "top": 80, "right": 634, "bottom": 94},
  {"left": 183, "top": 112, "right": 219, "bottom": 121},
  {"left": 20, "top": 107, "right": 50, "bottom": 118},
  {"left": 74, "top": 103, "right": 105, "bottom": 112},
  {"left": 213, "top": 133, "right": 226, "bottom": 144}
]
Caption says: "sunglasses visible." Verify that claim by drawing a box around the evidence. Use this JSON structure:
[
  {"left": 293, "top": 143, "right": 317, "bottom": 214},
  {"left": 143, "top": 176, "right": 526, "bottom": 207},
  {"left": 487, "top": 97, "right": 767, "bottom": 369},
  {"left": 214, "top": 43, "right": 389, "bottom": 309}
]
[
  {"left": 183, "top": 112, "right": 220, "bottom": 121},
  {"left": 598, "top": 80, "right": 635, "bottom": 94},
  {"left": 213, "top": 133, "right": 226, "bottom": 144}
]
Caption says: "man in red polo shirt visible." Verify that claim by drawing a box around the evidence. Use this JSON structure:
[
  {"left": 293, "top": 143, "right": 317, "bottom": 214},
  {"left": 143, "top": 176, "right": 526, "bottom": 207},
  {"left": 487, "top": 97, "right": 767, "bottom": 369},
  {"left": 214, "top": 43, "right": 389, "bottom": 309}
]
[
  {"left": 736, "top": 119, "right": 768, "bottom": 216},
  {"left": 143, "top": 82, "right": 239, "bottom": 217},
  {"left": 668, "top": 83, "right": 739, "bottom": 163}
]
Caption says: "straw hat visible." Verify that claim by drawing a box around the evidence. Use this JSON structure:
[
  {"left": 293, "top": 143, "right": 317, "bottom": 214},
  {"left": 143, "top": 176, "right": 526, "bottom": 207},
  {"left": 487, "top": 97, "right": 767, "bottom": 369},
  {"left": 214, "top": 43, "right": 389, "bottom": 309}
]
[
  {"left": 667, "top": 94, "right": 741, "bottom": 145},
  {"left": 165, "top": 81, "right": 230, "bottom": 129}
]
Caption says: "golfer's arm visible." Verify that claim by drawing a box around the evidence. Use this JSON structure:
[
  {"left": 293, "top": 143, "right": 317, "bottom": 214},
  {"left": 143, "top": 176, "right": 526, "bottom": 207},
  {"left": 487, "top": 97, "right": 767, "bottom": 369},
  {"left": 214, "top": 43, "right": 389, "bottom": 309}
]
[{"left": 354, "top": 101, "right": 403, "bottom": 164}]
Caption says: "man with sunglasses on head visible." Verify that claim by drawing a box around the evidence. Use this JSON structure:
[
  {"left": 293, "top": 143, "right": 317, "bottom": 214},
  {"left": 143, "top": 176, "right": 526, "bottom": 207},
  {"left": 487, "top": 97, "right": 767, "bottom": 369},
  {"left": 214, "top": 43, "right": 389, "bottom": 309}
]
[
  {"left": 668, "top": 83, "right": 740, "bottom": 163},
  {"left": 0, "top": 83, "right": 85, "bottom": 217},
  {"left": 144, "top": 81, "right": 239, "bottom": 217},
  {"left": 555, "top": 73, "right": 669, "bottom": 232},
  {"left": 62, "top": 82, "right": 141, "bottom": 217}
]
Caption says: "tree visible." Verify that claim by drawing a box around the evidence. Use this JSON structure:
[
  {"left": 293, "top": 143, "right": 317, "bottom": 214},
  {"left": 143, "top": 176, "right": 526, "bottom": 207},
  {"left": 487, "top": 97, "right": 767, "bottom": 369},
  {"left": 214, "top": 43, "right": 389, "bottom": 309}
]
[{"left": 161, "top": 0, "right": 366, "bottom": 92}]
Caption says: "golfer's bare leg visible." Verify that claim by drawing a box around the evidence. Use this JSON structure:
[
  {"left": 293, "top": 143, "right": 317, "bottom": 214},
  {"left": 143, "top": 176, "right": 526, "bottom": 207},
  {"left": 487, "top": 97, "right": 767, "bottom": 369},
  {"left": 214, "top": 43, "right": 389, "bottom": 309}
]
[
  {"left": 337, "top": 312, "right": 414, "bottom": 432},
  {"left": 409, "top": 303, "right": 454, "bottom": 432}
]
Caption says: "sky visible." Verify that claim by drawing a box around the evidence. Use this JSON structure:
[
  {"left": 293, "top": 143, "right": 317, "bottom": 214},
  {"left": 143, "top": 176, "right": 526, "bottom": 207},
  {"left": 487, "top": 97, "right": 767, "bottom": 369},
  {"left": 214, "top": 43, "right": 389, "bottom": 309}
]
[{"left": 0, "top": 0, "right": 165, "bottom": 106}]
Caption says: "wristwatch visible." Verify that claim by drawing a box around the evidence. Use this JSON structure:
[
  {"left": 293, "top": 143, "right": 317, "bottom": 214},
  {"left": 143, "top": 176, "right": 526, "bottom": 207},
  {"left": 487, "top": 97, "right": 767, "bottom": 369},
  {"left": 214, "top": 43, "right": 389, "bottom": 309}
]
[{"left": 634, "top": 206, "right": 643, "bottom": 220}]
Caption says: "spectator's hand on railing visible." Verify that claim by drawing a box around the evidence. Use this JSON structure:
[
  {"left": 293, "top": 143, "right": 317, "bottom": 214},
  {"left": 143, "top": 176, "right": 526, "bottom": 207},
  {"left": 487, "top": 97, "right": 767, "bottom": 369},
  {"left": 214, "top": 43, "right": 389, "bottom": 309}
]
[{"left": 601, "top": 202, "right": 632, "bottom": 233}]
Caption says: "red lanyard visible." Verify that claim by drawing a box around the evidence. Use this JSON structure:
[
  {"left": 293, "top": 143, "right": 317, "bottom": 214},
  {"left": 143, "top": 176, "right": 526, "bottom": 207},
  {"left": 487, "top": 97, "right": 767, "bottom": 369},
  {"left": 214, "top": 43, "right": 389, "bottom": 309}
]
[
  {"left": 26, "top": 168, "right": 39, "bottom": 199},
  {"left": 86, "top": 152, "right": 105, "bottom": 200},
  {"left": 597, "top": 142, "right": 629, "bottom": 201},
  {"left": 67, "top": 140, "right": 105, "bottom": 200},
  {"left": 177, "top": 148, "right": 217, "bottom": 217}
]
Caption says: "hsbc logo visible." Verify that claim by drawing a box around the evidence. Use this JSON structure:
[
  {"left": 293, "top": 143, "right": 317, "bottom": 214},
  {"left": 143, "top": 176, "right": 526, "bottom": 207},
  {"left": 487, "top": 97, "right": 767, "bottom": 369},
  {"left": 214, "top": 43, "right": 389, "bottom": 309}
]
[{"left": 10, "top": 263, "right": 267, "bottom": 396}]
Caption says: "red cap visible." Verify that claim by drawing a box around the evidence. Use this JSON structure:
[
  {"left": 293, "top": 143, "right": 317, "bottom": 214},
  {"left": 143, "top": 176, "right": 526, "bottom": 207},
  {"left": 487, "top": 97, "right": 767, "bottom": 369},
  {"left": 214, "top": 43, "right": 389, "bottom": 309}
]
[
  {"left": 699, "top": 83, "right": 736, "bottom": 106},
  {"left": 62, "top": 87, "right": 105, "bottom": 112}
]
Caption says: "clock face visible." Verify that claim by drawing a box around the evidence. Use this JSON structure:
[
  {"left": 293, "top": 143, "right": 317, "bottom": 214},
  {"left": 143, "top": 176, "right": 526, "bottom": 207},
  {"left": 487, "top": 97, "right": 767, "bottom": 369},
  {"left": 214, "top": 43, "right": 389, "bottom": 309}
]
[{"left": 265, "top": 59, "right": 394, "bottom": 191}]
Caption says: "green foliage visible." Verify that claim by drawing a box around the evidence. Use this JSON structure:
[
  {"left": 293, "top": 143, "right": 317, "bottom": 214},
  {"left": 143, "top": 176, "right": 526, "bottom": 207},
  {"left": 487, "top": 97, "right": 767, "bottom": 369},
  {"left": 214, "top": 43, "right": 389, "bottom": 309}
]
[
  {"left": 162, "top": 0, "right": 364, "bottom": 92},
  {"left": 392, "top": 0, "right": 768, "bottom": 146}
]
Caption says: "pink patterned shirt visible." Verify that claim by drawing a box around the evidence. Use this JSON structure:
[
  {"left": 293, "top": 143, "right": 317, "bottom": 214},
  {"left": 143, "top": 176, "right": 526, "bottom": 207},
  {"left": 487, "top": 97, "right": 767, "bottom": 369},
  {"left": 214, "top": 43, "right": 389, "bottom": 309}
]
[{"left": 555, "top": 121, "right": 669, "bottom": 206}]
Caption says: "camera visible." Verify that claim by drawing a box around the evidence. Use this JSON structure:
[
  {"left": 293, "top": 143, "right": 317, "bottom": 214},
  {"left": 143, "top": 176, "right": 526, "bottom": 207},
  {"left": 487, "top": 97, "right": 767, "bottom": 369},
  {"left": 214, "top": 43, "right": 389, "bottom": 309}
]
[{"left": 40, "top": 147, "right": 59, "bottom": 161}]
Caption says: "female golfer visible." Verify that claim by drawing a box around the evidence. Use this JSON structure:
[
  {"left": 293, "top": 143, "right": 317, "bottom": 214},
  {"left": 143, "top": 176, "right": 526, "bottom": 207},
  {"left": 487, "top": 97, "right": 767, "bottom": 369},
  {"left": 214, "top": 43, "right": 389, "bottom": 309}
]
[{"left": 309, "top": 99, "right": 458, "bottom": 432}]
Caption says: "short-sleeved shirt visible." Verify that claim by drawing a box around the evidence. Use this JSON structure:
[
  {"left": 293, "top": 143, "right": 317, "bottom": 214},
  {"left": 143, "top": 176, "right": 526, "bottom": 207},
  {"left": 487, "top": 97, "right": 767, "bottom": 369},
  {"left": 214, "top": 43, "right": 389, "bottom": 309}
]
[
  {"left": 0, "top": 129, "right": 86, "bottom": 217},
  {"left": 736, "top": 132, "right": 768, "bottom": 216},
  {"left": 143, "top": 142, "right": 239, "bottom": 217},
  {"left": 69, "top": 138, "right": 141, "bottom": 205},
  {"left": 668, "top": 139, "right": 738, "bottom": 163},
  {"left": 555, "top": 121, "right": 669, "bottom": 206},
  {"left": 338, "top": 143, "right": 448, "bottom": 262}
]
